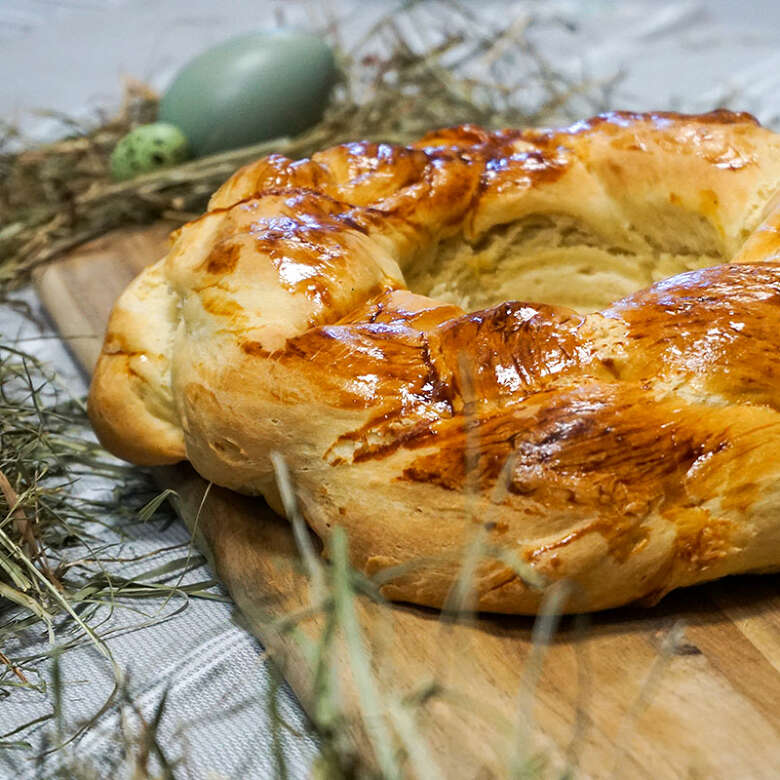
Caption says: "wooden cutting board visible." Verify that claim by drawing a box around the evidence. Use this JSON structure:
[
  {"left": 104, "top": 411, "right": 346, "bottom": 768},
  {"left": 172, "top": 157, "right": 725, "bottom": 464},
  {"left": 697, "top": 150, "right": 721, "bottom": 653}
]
[{"left": 36, "top": 225, "right": 780, "bottom": 778}]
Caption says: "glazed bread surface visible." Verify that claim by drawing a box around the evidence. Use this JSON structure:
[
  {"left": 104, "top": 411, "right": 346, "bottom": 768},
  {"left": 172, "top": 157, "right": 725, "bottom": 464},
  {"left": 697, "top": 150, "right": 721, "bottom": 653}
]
[{"left": 89, "top": 111, "right": 780, "bottom": 613}]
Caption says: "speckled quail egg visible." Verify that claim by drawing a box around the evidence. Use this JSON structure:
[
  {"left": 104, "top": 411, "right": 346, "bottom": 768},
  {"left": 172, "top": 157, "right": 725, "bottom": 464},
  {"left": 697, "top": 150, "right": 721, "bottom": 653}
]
[{"left": 110, "top": 122, "right": 190, "bottom": 181}]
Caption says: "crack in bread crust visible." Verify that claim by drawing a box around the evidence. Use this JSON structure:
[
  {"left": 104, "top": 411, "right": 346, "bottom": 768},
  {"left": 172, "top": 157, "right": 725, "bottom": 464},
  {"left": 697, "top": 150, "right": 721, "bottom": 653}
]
[{"left": 88, "top": 111, "right": 780, "bottom": 613}]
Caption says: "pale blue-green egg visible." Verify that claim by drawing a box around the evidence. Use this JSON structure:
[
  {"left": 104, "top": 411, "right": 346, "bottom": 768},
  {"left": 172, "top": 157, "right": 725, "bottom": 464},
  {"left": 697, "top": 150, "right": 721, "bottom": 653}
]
[
  {"left": 158, "top": 30, "right": 337, "bottom": 157},
  {"left": 110, "top": 122, "right": 190, "bottom": 181}
]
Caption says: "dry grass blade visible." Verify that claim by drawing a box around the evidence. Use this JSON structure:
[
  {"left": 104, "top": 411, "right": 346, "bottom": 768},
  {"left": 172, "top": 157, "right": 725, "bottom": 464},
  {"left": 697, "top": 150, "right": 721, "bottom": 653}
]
[
  {"left": 0, "top": 468, "right": 41, "bottom": 562},
  {"left": 608, "top": 621, "right": 687, "bottom": 779},
  {"left": 271, "top": 450, "right": 325, "bottom": 600},
  {"left": 511, "top": 580, "right": 572, "bottom": 777},
  {"left": 0, "top": 647, "right": 27, "bottom": 683},
  {"left": 563, "top": 614, "right": 592, "bottom": 776},
  {"left": 330, "top": 527, "right": 400, "bottom": 779}
]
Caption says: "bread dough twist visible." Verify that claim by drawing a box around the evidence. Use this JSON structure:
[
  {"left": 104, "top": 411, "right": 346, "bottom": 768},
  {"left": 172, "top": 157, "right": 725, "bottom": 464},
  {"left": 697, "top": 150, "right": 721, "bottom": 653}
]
[{"left": 89, "top": 111, "right": 780, "bottom": 613}]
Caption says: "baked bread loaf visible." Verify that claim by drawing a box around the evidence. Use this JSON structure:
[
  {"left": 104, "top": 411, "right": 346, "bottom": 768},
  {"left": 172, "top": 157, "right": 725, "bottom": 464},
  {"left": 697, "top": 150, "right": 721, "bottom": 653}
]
[{"left": 89, "top": 111, "right": 780, "bottom": 613}]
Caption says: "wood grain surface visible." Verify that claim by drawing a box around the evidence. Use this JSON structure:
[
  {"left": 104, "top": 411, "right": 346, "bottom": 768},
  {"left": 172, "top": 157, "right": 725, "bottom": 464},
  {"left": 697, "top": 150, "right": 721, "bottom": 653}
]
[{"left": 35, "top": 226, "right": 780, "bottom": 779}]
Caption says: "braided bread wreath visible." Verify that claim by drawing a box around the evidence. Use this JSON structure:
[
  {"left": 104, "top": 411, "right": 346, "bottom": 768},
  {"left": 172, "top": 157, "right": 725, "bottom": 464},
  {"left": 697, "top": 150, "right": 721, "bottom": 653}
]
[{"left": 89, "top": 110, "right": 780, "bottom": 614}]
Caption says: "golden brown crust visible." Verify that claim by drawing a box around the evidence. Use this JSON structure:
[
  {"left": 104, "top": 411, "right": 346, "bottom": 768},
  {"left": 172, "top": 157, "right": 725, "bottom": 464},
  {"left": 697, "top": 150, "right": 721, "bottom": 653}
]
[
  {"left": 88, "top": 111, "right": 780, "bottom": 613},
  {"left": 87, "top": 258, "right": 186, "bottom": 465}
]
